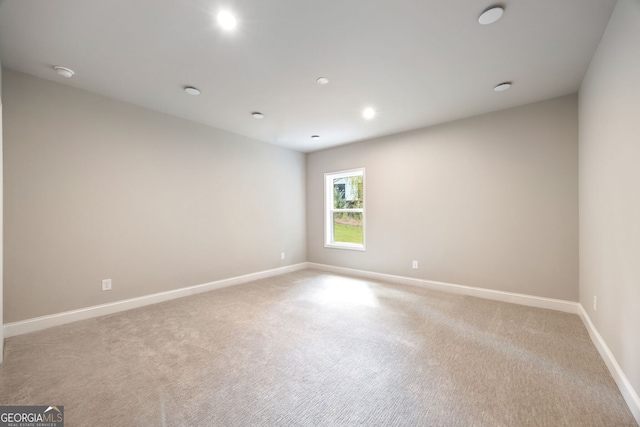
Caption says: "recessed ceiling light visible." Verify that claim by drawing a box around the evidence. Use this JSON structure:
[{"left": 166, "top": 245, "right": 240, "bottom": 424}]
[
  {"left": 53, "top": 66, "right": 74, "bottom": 78},
  {"left": 363, "top": 107, "right": 376, "bottom": 120},
  {"left": 311, "top": 135, "right": 320, "bottom": 140},
  {"left": 252, "top": 112, "right": 264, "bottom": 119},
  {"left": 316, "top": 77, "right": 329, "bottom": 85},
  {"left": 478, "top": 6, "right": 504, "bottom": 25},
  {"left": 217, "top": 11, "right": 237, "bottom": 30},
  {"left": 494, "top": 82, "right": 512, "bottom": 92},
  {"left": 184, "top": 86, "right": 201, "bottom": 96}
]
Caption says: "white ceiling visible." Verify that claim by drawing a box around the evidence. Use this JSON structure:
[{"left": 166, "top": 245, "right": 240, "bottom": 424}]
[{"left": 0, "top": 0, "right": 617, "bottom": 152}]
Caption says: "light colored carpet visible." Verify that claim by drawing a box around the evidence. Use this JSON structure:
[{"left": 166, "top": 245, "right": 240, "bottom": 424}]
[{"left": 0, "top": 269, "right": 636, "bottom": 426}]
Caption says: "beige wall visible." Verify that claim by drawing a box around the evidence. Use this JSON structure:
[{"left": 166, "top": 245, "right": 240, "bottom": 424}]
[
  {"left": 579, "top": 0, "right": 640, "bottom": 402},
  {"left": 307, "top": 95, "right": 579, "bottom": 301},
  {"left": 3, "top": 69, "right": 306, "bottom": 323}
]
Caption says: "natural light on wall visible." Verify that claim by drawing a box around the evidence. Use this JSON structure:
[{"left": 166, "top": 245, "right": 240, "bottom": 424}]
[{"left": 324, "top": 168, "right": 365, "bottom": 250}]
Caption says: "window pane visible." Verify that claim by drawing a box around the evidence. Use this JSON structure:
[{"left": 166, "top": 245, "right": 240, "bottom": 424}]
[
  {"left": 333, "top": 175, "right": 363, "bottom": 208},
  {"left": 333, "top": 212, "right": 363, "bottom": 244},
  {"left": 333, "top": 179, "right": 346, "bottom": 208},
  {"left": 325, "top": 168, "right": 365, "bottom": 250}
]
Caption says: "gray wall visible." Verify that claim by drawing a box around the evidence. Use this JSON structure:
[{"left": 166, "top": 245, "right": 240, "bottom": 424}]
[
  {"left": 307, "top": 95, "right": 579, "bottom": 301},
  {"left": 3, "top": 69, "right": 307, "bottom": 323},
  {"left": 579, "top": 0, "right": 640, "bottom": 401},
  {"left": 1, "top": 62, "right": 4, "bottom": 361}
]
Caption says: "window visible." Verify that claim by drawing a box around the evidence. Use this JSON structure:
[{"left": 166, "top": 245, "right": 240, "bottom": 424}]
[{"left": 325, "top": 168, "right": 365, "bottom": 250}]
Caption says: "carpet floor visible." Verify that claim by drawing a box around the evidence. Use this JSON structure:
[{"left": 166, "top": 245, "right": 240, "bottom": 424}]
[{"left": 0, "top": 269, "right": 636, "bottom": 426}]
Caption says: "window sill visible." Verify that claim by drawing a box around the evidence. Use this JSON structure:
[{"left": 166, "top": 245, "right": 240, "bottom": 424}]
[{"left": 325, "top": 243, "right": 366, "bottom": 251}]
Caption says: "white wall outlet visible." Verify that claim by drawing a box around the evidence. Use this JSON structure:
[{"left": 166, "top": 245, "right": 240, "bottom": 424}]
[
  {"left": 593, "top": 295, "right": 597, "bottom": 311},
  {"left": 281, "top": 252, "right": 285, "bottom": 260},
  {"left": 102, "top": 279, "right": 112, "bottom": 291},
  {"left": 412, "top": 260, "right": 418, "bottom": 269}
]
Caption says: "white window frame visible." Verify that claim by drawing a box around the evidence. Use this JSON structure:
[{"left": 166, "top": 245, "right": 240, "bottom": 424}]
[{"left": 324, "top": 168, "right": 365, "bottom": 250}]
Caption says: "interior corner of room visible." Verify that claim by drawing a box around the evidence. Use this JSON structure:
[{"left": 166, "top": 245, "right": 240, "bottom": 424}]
[{"left": 0, "top": 0, "right": 639, "bottom": 424}]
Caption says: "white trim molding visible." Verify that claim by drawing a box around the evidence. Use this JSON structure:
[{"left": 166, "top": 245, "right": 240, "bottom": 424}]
[
  {"left": 578, "top": 304, "right": 640, "bottom": 425},
  {"left": 5, "top": 261, "right": 638, "bottom": 425},
  {"left": 324, "top": 168, "right": 366, "bottom": 251},
  {"left": 307, "top": 263, "right": 639, "bottom": 424},
  {"left": 307, "top": 263, "right": 580, "bottom": 314},
  {"left": 3, "top": 263, "right": 307, "bottom": 338}
]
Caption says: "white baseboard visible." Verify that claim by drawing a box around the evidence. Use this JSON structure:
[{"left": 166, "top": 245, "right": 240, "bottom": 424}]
[
  {"left": 577, "top": 304, "right": 640, "bottom": 425},
  {"left": 308, "top": 263, "right": 639, "bottom": 424},
  {"left": 307, "top": 263, "right": 580, "bottom": 314},
  {"left": 4, "top": 261, "right": 638, "bottom": 425},
  {"left": 3, "top": 263, "right": 308, "bottom": 338}
]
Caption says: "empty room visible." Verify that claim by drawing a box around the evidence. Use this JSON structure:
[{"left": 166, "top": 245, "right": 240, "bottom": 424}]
[{"left": 0, "top": 0, "right": 639, "bottom": 426}]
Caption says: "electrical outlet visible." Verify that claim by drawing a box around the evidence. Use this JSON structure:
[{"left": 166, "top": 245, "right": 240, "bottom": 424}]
[
  {"left": 281, "top": 252, "right": 285, "bottom": 260},
  {"left": 593, "top": 295, "right": 597, "bottom": 311},
  {"left": 102, "top": 279, "right": 112, "bottom": 291},
  {"left": 412, "top": 260, "right": 418, "bottom": 269}
]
